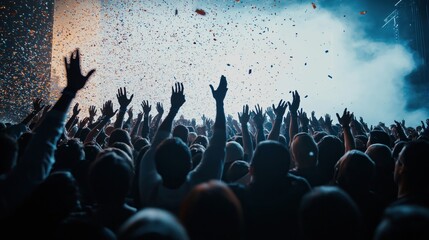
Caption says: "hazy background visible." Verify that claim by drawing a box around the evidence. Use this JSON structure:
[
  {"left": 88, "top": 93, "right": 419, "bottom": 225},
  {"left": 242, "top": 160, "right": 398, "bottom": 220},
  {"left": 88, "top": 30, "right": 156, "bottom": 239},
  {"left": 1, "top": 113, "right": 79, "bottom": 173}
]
[{"left": 48, "top": 0, "right": 427, "bottom": 126}]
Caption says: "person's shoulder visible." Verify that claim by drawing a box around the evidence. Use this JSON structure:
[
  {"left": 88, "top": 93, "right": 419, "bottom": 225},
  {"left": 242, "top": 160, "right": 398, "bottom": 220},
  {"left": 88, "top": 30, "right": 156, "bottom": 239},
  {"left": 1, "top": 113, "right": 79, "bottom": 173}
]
[{"left": 286, "top": 173, "right": 312, "bottom": 190}]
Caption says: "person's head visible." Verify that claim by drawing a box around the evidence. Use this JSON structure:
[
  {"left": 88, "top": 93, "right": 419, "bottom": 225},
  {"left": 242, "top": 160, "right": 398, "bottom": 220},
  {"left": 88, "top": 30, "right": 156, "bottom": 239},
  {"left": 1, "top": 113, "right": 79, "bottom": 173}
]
[
  {"left": 0, "top": 133, "right": 18, "bottom": 175},
  {"left": 225, "top": 141, "right": 244, "bottom": 163},
  {"left": 118, "top": 208, "right": 189, "bottom": 240},
  {"left": 394, "top": 139, "right": 429, "bottom": 194},
  {"left": 89, "top": 150, "right": 134, "bottom": 204},
  {"left": 187, "top": 132, "right": 197, "bottom": 146},
  {"left": 133, "top": 138, "right": 150, "bottom": 153},
  {"left": 111, "top": 142, "right": 134, "bottom": 161},
  {"left": 155, "top": 138, "right": 192, "bottom": 189},
  {"left": 313, "top": 131, "right": 328, "bottom": 143},
  {"left": 317, "top": 135, "right": 345, "bottom": 182},
  {"left": 54, "top": 138, "right": 85, "bottom": 171},
  {"left": 180, "top": 180, "right": 244, "bottom": 240},
  {"left": 173, "top": 125, "right": 189, "bottom": 145},
  {"left": 365, "top": 143, "right": 394, "bottom": 174},
  {"left": 84, "top": 143, "right": 102, "bottom": 163},
  {"left": 291, "top": 132, "right": 319, "bottom": 169},
  {"left": 192, "top": 135, "right": 209, "bottom": 149},
  {"left": 108, "top": 128, "right": 133, "bottom": 148},
  {"left": 299, "top": 186, "right": 362, "bottom": 240},
  {"left": 19, "top": 171, "right": 80, "bottom": 222},
  {"left": 368, "top": 130, "right": 392, "bottom": 148},
  {"left": 334, "top": 150, "right": 375, "bottom": 192},
  {"left": 225, "top": 160, "right": 250, "bottom": 183},
  {"left": 374, "top": 205, "right": 429, "bottom": 240},
  {"left": 250, "top": 140, "right": 290, "bottom": 183}
]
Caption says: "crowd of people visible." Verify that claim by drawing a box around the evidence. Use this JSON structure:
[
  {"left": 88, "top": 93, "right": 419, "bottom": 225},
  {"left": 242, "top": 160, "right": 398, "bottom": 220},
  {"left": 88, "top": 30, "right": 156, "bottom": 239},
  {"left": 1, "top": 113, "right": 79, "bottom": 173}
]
[{"left": 1, "top": 49, "right": 429, "bottom": 239}]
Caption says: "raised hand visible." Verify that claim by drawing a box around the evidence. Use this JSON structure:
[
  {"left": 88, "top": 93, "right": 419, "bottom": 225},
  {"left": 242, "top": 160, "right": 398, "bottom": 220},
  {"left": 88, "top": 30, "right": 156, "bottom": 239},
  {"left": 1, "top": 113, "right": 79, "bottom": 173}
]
[
  {"left": 272, "top": 99, "right": 287, "bottom": 118},
  {"left": 324, "top": 114, "right": 333, "bottom": 128},
  {"left": 72, "top": 103, "right": 81, "bottom": 116},
  {"left": 253, "top": 104, "right": 266, "bottom": 127},
  {"left": 298, "top": 108, "right": 309, "bottom": 127},
  {"left": 156, "top": 102, "right": 164, "bottom": 115},
  {"left": 64, "top": 48, "right": 95, "bottom": 92},
  {"left": 266, "top": 106, "right": 275, "bottom": 122},
  {"left": 238, "top": 104, "right": 250, "bottom": 125},
  {"left": 33, "top": 98, "right": 44, "bottom": 113},
  {"left": 101, "top": 100, "right": 118, "bottom": 119},
  {"left": 288, "top": 90, "right": 300, "bottom": 114},
  {"left": 171, "top": 82, "right": 186, "bottom": 110},
  {"left": 336, "top": 108, "right": 354, "bottom": 128},
  {"left": 209, "top": 75, "right": 228, "bottom": 104},
  {"left": 78, "top": 117, "right": 90, "bottom": 128},
  {"left": 116, "top": 87, "right": 134, "bottom": 109},
  {"left": 89, "top": 105, "right": 97, "bottom": 119},
  {"left": 141, "top": 100, "right": 152, "bottom": 116}
]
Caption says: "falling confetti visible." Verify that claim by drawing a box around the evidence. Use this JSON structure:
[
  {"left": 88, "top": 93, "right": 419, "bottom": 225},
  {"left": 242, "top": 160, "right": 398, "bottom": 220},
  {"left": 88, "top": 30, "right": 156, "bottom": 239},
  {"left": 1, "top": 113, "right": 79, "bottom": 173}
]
[
  {"left": 360, "top": 11, "right": 368, "bottom": 15},
  {"left": 195, "top": 9, "right": 206, "bottom": 16},
  {"left": 312, "top": 3, "right": 317, "bottom": 9},
  {"left": 175, "top": 9, "right": 178, "bottom": 15},
  {"left": 248, "top": 69, "right": 252, "bottom": 74},
  {"left": 325, "top": 50, "right": 329, "bottom": 53},
  {"left": 328, "top": 75, "right": 333, "bottom": 79}
]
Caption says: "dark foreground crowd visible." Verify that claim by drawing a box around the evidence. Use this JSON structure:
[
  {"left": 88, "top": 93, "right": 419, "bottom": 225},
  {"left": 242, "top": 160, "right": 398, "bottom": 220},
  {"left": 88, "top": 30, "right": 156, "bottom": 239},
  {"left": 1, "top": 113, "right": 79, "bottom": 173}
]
[{"left": 1, "top": 49, "right": 429, "bottom": 240}]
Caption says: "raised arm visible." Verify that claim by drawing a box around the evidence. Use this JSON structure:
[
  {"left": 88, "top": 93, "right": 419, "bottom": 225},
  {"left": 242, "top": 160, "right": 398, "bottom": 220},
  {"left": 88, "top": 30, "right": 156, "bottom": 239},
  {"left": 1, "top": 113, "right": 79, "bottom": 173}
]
[
  {"left": 1, "top": 49, "right": 95, "bottom": 217},
  {"left": 336, "top": 108, "right": 356, "bottom": 152},
  {"left": 114, "top": 87, "right": 134, "bottom": 129},
  {"left": 268, "top": 100, "right": 287, "bottom": 141},
  {"left": 190, "top": 75, "right": 227, "bottom": 182},
  {"left": 84, "top": 100, "right": 117, "bottom": 145},
  {"left": 140, "top": 100, "right": 152, "bottom": 139},
  {"left": 238, "top": 104, "right": 253, "bottom": 162},
  {"left": 139, "top": 83, "right": 186, "bottom": 205},
  {"left": 288, "top": 90, "right": 300, "bottom": 146},
  {"left": 253, "top": 104, "right": 266, "bottom": 144}
]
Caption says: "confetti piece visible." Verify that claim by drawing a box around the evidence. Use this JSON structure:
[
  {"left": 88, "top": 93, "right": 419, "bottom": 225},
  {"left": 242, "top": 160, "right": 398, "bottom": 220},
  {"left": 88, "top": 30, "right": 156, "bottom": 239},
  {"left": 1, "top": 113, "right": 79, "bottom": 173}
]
[
  {"left": 195, "top": 9, "right": 206, "bottom": 16},
  {"left": 360, "top": 11, "right": 367, "bottom": 15},
  {"left": 312, "top": 3, "right": 317, "bottom": 9},
  {"left": 305, "top": 95, "right": 308, "bottom": 98},
  {"left": 227, "top": 64, "right": 231, "bottom": 66},
  {"left": 175, "top": 9, "right": 178, "bottom": 15},
  {"left": 325, "top": 50, "right": 329, "bottom": 53},
  {"left": 328, "top": 75, "right": 333, "bottom": 79},
  {"left": 249, "top": 69, "right": 252, "bottom": 74}
]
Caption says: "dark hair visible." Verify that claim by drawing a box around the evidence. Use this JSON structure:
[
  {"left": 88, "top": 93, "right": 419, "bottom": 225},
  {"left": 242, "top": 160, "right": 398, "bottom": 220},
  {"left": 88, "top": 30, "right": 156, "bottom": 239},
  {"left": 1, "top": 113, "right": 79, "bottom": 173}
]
[
  {"left": 155, "top": 138, "right": 192, "bottom": 189},
  {"left": 108, "top": 128, "right": 133, "bottom": 148},
  {"left": 89, "top": 151, "right": 134, "bottom": 204},
  {"left": 251, "top": 140, "right": 290, "bottom": 182},
  {"left": 374, "top": 205, "right": 429, "bottom": 240},
  {"left": 173, "top": 124, "right": 189, "bottom": 144}
]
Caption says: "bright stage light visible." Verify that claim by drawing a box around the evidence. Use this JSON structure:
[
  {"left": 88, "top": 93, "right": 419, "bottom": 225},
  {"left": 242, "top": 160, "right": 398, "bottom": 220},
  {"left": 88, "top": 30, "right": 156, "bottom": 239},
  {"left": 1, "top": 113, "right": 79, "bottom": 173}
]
[{"left": 50, "top": 0, "right": 426, "bottom": 127}]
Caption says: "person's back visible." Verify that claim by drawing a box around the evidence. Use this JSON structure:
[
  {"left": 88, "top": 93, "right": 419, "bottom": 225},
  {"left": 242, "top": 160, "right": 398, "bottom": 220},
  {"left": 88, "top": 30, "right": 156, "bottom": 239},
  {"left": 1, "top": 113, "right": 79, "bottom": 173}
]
[
  {"left": 365, "top": 143, "right": 396, "bottom": 205},
  {"left": 139, "top": 78, "right": 228, "bottom": 216},
  {"left": 334, "top": 150, "right": 386, "bottom": 239},
  {"left": 230, "top": 140, "right": 311, "bottom": 240},
  {"left": 87, "top": 149, "right": 136, "bottom": 233},
  {"left": 316, "top": 135, "right": 345, "bottom": 184}
]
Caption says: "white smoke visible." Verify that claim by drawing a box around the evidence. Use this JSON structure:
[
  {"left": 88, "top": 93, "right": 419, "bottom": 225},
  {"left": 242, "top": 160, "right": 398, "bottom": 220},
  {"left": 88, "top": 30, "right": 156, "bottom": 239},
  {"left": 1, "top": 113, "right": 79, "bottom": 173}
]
[{"left": 51, "top": 0, "right": 427, "bottom": 127}]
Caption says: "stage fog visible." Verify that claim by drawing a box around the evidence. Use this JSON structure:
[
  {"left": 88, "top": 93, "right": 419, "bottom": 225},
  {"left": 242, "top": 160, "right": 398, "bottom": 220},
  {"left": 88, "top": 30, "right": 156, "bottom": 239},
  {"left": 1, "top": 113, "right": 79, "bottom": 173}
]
[{"left": 50, "top": 0, "right": 427, "bottom": 126}]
